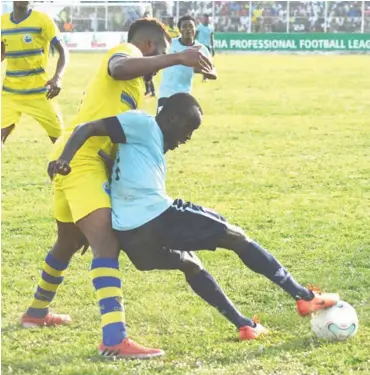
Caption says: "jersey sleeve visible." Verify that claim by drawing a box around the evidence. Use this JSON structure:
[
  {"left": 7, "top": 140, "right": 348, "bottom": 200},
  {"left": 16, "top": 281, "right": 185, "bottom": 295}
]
[
  {"left": 115, "top": 111, "right": 150, "bottom": 145},
  {"left": 107, "top": 44, "right": 142, "bottom": 77},
  {"left": 42, "top": 14, "right": 61, "bottom": 45}
]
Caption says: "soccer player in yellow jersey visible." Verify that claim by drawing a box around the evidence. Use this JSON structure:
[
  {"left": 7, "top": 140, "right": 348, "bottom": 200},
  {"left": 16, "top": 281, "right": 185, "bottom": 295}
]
[
  {"left": 166, "top": 16, "right": 181, "bottom": 39},
  {"left": 1, "top": 1, "right": 68, "bottom": 144},
  {"left": 21, "top": 18, "right": 213, "bottom": 359}
]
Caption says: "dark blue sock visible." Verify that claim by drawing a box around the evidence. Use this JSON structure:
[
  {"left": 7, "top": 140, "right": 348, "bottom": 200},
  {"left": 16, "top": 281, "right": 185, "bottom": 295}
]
[
  {"left": 186, "top": 269, "right": 254, "bottom": 328},
  {"left": 236, "top": 240, "right": 313, "bottom": 301}
]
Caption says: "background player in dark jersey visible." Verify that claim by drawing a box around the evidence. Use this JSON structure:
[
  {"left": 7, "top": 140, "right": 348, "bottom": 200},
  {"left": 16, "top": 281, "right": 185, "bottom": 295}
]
[{"left": 51, "top": 93, "right": 340, "bottom": 341}]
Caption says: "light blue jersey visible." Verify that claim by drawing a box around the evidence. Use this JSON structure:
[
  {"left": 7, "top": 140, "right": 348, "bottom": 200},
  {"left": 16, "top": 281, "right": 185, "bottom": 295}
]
[
  {"left": 110, "top": 110, "right": 173, "bottom": 231},
  {"left": 196, "top": 23, "right": 214, "bottom": 47},
  {"left": 158, "top": 37, "right": 211, "bottom": 99}
]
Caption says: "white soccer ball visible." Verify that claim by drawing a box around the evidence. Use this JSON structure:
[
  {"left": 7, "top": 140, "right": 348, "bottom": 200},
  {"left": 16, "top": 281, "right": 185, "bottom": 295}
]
[{"left": 310, "top": 300, "right": 358, "bottom": 341}]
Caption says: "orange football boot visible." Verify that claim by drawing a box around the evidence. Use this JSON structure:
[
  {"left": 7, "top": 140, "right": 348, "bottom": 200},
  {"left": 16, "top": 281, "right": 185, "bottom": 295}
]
[
  {"left": 239, "top": 316, "right": 269, "bottom": 340},
  {"left": 99, "top": 337, "right": 164, "bottom": 359},
  {"left": 297, "top": 285, "right": 339, "bottom": 316},
  {"left": 20, "top": 312, "right": 71, "bottom": 328}
]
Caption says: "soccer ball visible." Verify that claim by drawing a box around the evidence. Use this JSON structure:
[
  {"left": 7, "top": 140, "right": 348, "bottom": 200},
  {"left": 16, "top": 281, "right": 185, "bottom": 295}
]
[{"left": 310, "top": 300, "right": 358, "bottom": 341}]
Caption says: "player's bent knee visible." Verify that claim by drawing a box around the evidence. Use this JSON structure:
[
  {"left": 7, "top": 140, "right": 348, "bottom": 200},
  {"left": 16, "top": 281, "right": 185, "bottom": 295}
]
[
  {"left": 180, "top": 252, "right": 204, "bottom": 277},
  {"left": 218, "top": 224, "right": 251, "bottom": 251}
]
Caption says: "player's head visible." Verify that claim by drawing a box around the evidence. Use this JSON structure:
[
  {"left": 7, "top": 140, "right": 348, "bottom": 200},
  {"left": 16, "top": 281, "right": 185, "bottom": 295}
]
[
  {"left": 203, "top": 14, "right": 210, "bottom": 25},
  {"left": 13, "top": 1, "right": 30, "bottom": 11},
  {"left": 178, "top": 15, "right": 196, "bottom": 43},
  {"left": 128, "top": 18, "right": 171, "bottom": 57},
  {"left": 156, "top": 93, "right": 203, "bottom": 152}
]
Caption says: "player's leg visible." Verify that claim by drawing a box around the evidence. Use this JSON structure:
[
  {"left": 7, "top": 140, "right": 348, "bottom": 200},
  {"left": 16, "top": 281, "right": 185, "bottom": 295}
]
[
  {"left": 21, "top": 221, "right": 87, "bottom": 327},
  {"left": 149, "top": 80, "right": 155, "bottom": 97},
  {"left": 116, "top": 209, "right": 260, "bottom": 340},
  {"left": 217, "top": 229, "right": 339, "bottom": 316},
  {"left": 21, "top": 179, "right": 86, "bottom": 326},
  {"left": 159, "top": 199, "right": 338, "bottom": 323},
  {"left": 1, "top": 94, "right": 21, "bottom": 145},
  {"left": 68, "top": 168, "right": 163, "bottom": 358},
  {"left": 144, "top": 80, "right": 150, "bottom": 96},
  {"left": 26, "top": 97, "right": 63, "bottom": 143}
]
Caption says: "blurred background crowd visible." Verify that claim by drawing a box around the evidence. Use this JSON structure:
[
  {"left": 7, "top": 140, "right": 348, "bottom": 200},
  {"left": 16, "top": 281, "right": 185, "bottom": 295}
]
[{"left": 2, "top": 1, "right": 370, "bottom": 33}]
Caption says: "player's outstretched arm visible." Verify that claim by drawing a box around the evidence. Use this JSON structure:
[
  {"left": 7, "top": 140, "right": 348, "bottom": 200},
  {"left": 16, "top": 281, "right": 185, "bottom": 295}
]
[
  {"left": 49, "top": 117, "right": 124, "bottom": 179},
  {"left": 109, "top": 47, "right": 213, "bottom": 81},
  {"left": 45, "top": 40, "right": 69, "bottom": 100}
]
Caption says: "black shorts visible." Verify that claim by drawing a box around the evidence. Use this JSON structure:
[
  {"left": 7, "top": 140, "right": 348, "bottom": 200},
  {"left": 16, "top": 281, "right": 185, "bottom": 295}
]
[
  {"left": 157, "top": 97, "right": 168, "bottom": 114},
  {"left": 116, "top": 199, "right": 239, "bottom": 271}
]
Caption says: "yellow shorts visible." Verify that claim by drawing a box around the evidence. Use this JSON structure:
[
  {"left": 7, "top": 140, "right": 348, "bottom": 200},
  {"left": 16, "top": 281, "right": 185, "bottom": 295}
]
[
  {"left": 1, "top": 94, "right": 63, "bottom": 138},
  {"left": 53, "top": 160, "right": 111, "bottom": 223}
]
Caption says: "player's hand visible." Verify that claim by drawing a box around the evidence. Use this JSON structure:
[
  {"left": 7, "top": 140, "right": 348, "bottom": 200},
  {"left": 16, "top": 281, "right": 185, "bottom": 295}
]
[
  {"left": 47, "top": 159, "right": 71, "bottom": 180},
  {"left": 178, "top": 46, "right": 213, "bottom": 73},
  {"left": 45, "top": 75, "right": 62, "bottom": 100}
]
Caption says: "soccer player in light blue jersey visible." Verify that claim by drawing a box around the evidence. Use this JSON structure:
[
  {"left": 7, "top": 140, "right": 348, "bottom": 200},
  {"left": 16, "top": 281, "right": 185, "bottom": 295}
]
[
  {"left": 51, "top": 93, "right": 339, "bottom": 343},
  {"left": 196, "top": 14, "right": 215, "bottom": 57},
  {"left": 157, "top": 15, "right": 217, "bottom": 113}
]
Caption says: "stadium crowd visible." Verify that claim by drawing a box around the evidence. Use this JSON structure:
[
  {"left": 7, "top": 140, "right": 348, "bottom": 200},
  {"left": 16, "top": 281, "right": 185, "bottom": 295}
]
[{"left": 11, "top": 1, "right": 369, "bottom": 33}]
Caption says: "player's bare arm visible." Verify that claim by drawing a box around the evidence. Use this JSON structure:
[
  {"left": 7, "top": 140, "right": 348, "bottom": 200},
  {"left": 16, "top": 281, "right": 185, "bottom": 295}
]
[
  {"left": 108, "top": 48, "right": 213, "bottom": 81},
  {"left": 46, "top": 40, "right": 69, "bottom": 100},
  {"left": 49, "top": 117, "right": 123, "bottom": 178}
]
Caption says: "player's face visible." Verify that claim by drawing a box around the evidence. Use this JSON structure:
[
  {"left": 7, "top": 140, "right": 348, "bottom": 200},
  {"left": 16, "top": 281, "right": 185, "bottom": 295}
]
[
  {"left": 142, "top": 36, "right": 169, "bottom": 81},
  {"left": 203, "top": 17, "right": 209, "bottom": 25},
  {"left": 180, "top": 20, "right": 196, "bottom": 41},
  {"left": 14, "top": 1, "right": 29, "bottom": 11},
  {"left": 143, "top": 35, "right": 169, "bottom": 57},
  {"left": 164, "top": 108, "right": 202, "bottom": 151}
]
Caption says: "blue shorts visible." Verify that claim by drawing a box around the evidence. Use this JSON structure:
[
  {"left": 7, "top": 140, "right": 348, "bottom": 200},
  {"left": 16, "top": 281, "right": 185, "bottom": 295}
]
[{"left": 116, "top": 199, "right": 238, "bottom": 271}]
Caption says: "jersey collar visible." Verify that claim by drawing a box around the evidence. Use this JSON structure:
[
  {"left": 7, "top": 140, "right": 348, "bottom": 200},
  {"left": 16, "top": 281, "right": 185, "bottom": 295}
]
[
  {"left": 179, "top": 38, "right": 195, "bottom": 47},
  {"left": 10, "top": 9, "right": 32, "bottom": 25}
]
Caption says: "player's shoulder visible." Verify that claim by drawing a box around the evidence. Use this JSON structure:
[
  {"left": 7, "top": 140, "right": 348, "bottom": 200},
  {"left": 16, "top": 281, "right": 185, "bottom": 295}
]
[
  {"left": 31, "top": 9, "right": 53, "bottom": 23},
  {"left": 108, "top": 42, "right": 143, "bottom": 58},
  {"left": 118, "top": 110, "right": 151, "bottom": 123},
  {"left": 1, "top": 13, "right": 11, "bottom": 28}
]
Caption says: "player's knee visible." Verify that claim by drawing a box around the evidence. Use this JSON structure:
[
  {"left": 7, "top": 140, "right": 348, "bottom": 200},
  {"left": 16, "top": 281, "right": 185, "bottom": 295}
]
[
  {"left": 180, "top": 254, "right": 204, "bottom": 278},
  {"left": 219, "top": 224, "right": 251, "bottom": 253}
]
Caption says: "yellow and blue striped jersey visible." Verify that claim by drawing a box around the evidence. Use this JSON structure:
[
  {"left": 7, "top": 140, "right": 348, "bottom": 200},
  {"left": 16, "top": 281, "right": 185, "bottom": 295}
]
[
  {"left": 51, "top": 43, "right": 144, "bottom": 161},
  {"left": 166, "top": 25, "right": 180, "bottom": 39},
  {"left": 1, "top": 9, "right": 60, "bottom": 98}
]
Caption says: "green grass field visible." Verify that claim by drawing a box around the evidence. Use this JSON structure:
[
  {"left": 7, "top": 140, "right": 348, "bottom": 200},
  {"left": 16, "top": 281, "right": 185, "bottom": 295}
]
[{"left": 2, "top": 53, "right": 370, "bottom": 375}]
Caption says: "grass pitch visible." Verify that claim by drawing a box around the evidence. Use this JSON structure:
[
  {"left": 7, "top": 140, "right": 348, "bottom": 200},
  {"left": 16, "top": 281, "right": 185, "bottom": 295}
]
[{"left": 1, "top": 53, "right": 370, "bottom": 375}]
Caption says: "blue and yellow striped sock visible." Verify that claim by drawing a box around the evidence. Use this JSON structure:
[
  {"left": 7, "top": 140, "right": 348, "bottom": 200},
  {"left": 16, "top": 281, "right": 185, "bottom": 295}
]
[
  {"left": 27, "top": 252, "right": 68, "bottom": 318},
  {"left": 90, "top": 258, "right": 127, "bottom": 346}
]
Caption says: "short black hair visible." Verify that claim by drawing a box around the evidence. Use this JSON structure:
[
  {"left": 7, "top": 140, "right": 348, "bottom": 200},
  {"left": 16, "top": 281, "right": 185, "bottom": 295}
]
[
  {"left": 128, "top": 18, "right": 171, "bottom": 43},
  {"left": 161, "top": 93, "right": 203, "bottom": 117},
  {"left": 204, "top": 14, "right": 210, "bottom": 18},
  {"left": 177, "top": 15, "right": 196, "bottom": 29}
]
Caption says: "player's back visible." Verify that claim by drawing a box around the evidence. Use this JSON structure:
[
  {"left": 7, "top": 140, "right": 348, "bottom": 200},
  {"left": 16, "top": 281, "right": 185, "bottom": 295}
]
[
  {"left": 158, "top": 38, "right": 209, "bottom": 99},
  {"left": 111, "top": 110, "right": 172, "bottom": 230},
  {"left": 1, "top": 10, "right": 58, "bottom": 99},
  {"left": 52, "top": 43, "right": 144, "bottom": 162}
]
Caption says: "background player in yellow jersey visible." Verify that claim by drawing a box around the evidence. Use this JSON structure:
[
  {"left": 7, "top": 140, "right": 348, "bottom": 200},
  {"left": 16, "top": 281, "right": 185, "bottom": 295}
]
[
  {"left": 21, "top": 18, "right": 214, "bottom": 359},
  {"left": 166, "top": 16, "right": 181, "bottom": 39},
  {"left": 1, "top": 1, "right": 68, "bottom": 145}
]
